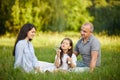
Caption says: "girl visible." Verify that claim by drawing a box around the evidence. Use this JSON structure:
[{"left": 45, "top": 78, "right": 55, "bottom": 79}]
[{"left": 54, "top": 38, "right": 77, "bottom": 71}]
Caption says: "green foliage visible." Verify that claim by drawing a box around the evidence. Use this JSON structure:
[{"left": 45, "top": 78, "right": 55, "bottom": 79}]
[
  {"left": 0, "top": 0, "right": 93, "bottom": 34},
  {"left": 41, "top": 0, "right": 66, "bottom": 32},
  {"left": 0, "top": 0, "right": 120, "bottom": 35},
  {"left": 88, "top": 0, "right": 120, "bottom": 35},
  {"left": 63, "top": 0, "right": 93, "bottom": 31},
  {"left": 0, "top": 0, "right": 15, "bottom": 34}
]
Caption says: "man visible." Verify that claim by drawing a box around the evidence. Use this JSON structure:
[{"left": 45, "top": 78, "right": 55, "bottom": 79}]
[{"left": 74, "top": 22, "right": 101, "bottom": 72}]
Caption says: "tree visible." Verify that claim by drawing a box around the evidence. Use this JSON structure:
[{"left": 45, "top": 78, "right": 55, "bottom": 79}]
[{"left": 89, "top": 0, "right": 120, "bottom": 35}]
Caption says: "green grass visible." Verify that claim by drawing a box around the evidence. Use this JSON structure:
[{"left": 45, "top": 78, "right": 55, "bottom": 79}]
[{"left": 0, "top": 32, "right": 120, "bottom": 80}]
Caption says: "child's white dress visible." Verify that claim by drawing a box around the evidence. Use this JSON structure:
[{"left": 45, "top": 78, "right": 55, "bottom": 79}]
[{"left": 55, "top": 53, "right": 77, "bottom": 70}]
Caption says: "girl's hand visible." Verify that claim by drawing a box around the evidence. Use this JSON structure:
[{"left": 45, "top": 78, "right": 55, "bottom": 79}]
[
  {"left": 56, "top": 49, "right": 61, "bottom": 57},
  {"left": 67, "top": 57, "right": 72, "bottom": 64},
  {"left": 67, "top": 57, "right": 76, "bottom": 68}
]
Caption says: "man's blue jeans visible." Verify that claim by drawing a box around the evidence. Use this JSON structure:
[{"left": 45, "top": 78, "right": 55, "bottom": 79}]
[{"left": 76, "top": 61, "right": 88, "bottom": 67}]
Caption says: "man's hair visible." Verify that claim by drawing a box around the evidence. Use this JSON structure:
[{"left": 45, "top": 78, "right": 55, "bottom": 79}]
[{"left": 82, "top": 22, "right": 94, "bottom": 32}]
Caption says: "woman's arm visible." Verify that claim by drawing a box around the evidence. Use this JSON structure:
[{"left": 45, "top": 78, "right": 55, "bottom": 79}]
[{"left": 14, "top": 41, "right": 25, "bottom": 68}]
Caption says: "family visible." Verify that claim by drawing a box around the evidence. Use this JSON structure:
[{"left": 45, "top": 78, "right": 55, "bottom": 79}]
[{"left": 13, "top": 22, "right": 101, "bottom": 73}]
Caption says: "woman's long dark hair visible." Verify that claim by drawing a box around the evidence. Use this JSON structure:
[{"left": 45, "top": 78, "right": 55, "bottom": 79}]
[
  {"left": 13, "top": 23, "right": 36, "bottom": 56},
  {"left": 59, "top": 38, "right": 73, "bottom": 66}
]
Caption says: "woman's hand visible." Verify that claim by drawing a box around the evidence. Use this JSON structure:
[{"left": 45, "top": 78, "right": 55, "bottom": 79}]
[{"left": 34, "top": 67, "right": 40, "bottom": 73}]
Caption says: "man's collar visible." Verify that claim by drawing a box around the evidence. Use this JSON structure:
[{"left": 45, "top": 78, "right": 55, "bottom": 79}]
[{"left": 81, "top": 35, "right": 93, "bottom": 43}]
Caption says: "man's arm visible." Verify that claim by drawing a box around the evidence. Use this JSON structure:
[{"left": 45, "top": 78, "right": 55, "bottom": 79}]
[{"left": 90, "top": 51, "right": 98, "bottom": 72}]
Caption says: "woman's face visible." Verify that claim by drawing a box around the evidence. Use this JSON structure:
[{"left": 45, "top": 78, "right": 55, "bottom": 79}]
[
  {"left": 61, "top": 39, "right": 71, "bottom": 51},
  {"left": 26, "top": 28, "right": 36, "bottom": 40}
]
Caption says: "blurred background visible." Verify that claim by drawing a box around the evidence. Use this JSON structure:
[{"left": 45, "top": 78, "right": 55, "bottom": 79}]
[
  {"left": 0, "top": 0, "right": 120, "bottom": 36},
  {"left": 0, "top": 1, "right": 120, "bottom": 79}
]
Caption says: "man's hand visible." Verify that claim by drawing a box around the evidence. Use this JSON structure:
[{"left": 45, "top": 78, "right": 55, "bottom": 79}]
[{"left": 73, "top": 51, "right": 79, "bottom": 56}]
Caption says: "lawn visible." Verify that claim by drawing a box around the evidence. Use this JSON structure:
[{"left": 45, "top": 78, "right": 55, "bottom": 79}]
[{"left": 0, "top": 32, "right": 120, "bottom": 80}]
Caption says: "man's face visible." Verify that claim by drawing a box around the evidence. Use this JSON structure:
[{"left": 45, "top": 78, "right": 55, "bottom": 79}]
[{"left": 80, "top": 25, "right": 92, "bottom": 39}]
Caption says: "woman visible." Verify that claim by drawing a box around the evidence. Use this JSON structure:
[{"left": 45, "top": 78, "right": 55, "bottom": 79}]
[{"left": 13, "top": 23, "right": 55, "bottom": 73}]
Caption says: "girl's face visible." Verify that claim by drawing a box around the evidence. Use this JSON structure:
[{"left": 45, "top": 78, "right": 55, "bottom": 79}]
[
  {"left": 26, "top": 28, "right": 36, "bottom": 40},
  {"left": 61, "top": 39, "right": 71, "bottom": 51}
]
